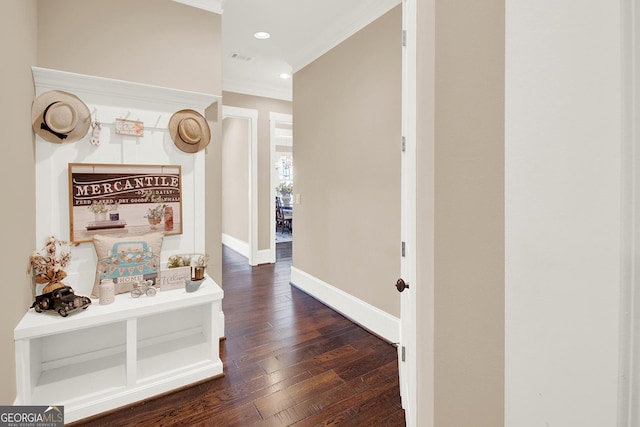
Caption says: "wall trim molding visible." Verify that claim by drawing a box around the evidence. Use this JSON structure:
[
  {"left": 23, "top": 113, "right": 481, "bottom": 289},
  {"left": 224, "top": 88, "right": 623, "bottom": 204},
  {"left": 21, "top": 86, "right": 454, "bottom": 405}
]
[
  {"left": 32, "top": 66, "right": 219, "bottom": 111},
  {"left": 290, "top": 267, "right": 400, "bottom": 343},
  {"left": 619, "top": 0, "right": 639, "bottom": 425},
  {"left": 254, "top": 250, "right": 273, "bottom": 265},
  {"left": 220, "top": 238, "right": 270, "bottom": 266},
  {"left": 173, "top": 0, "right": 222, "bottom": 14},
  {"left": 223, "top": 78, "right": 292, "bottom": 102},
  {"left": 289, "top": 0, "right": 401, "bottom": 72},
  {"left": 221, "top": 233, "right": 249, "bottom": 259}
]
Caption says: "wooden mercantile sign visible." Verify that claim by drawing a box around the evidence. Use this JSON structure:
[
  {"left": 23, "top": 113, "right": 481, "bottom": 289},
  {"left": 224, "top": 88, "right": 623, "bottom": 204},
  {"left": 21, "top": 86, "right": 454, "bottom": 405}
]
[{"left": 68, "top": 163, "right": 183, "bottom": 244}]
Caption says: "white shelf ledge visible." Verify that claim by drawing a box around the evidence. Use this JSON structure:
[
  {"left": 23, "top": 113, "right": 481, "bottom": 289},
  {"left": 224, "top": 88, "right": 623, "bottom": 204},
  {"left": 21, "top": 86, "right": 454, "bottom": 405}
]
[
  {"left": 32, "top": 66, "right": 220, "bottom": 112},
  {"left": 15, "top": 279, "right": 223, "bottom": 340}
]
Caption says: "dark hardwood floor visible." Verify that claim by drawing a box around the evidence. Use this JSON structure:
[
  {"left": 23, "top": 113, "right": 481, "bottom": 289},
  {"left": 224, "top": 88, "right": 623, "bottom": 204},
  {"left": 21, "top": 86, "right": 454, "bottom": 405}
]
[{"left": 70, "top": 243, "right": 405, "bottom": 426}]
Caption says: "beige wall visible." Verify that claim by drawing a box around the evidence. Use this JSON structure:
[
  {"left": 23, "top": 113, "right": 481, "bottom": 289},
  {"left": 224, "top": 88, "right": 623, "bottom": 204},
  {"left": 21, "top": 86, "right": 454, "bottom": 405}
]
[
  {"left": 416, "top": 0, "right": 436, "bottom": 423},
  {"left": 221, "top": 117, "right": 249, "bottom": 242},
  {"left": 415, "top": 0, "right": 505, "bottom": 425},
  {"left": 292, "top": 6, "right": 401, "bottom": 317},
  {"left": 36, "top": 0, "right": 223, "bottom": 284},
  {"left": 37, "top": 0, "right": 221, "bottom": 94},
  {"left": 0, "top": 0, "right": 38, "bottom": 406},
  {"left": 222, "top": 91, "right": 292, "bottom": 251}
]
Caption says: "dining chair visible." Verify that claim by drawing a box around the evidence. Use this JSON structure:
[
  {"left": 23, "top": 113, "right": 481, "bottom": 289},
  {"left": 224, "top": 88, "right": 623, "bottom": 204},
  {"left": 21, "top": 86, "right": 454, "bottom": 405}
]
[{"left": 276, "top": 205, "right": 292, "bottom": 233}]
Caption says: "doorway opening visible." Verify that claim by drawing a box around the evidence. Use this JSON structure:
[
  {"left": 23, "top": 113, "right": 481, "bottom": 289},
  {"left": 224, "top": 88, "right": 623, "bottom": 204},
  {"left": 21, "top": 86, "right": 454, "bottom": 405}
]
[
  {"left": 270, "top": 112, "right": 294, "bottom": 259},
  {"left": 221, "top": 106, "right": 259, "bottom": 265}
]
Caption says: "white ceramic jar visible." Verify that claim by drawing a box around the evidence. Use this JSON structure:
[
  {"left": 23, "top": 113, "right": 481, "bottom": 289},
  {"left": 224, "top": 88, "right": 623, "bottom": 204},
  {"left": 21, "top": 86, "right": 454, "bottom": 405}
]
[{"left": 99, "top": 279, "right": 115, "bottom": 305}]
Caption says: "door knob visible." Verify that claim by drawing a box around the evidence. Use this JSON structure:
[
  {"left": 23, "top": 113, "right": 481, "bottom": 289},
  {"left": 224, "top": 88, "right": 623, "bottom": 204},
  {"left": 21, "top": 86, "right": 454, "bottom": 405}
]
[{"left": 395, "top": 278, "right": 409, "bottom": 292}]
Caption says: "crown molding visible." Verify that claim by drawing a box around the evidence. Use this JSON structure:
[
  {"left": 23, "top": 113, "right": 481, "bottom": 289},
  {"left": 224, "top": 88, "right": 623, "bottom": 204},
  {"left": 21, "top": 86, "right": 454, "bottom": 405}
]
[
  {"left": 32, "top": 67, "right": 220, "bottom": 112},
  {"left": 290, "top": 0, "right": 401, "bottom": 72},
  {"left": 172, "top": 0, "right": 223, "bottom": 14},
  {"left": 222, "top": 77, "right": 292, "bottom": 102}
]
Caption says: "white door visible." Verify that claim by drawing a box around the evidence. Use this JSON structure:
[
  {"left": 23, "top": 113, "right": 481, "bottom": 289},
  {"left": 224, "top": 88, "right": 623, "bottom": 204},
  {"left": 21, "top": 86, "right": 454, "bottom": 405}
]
[{"left": 398, "top": 0, "right": 418, "bottom": 426}]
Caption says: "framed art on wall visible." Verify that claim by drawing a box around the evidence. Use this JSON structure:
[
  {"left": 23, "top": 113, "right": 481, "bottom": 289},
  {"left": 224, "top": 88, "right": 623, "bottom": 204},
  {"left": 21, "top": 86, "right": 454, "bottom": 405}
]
[
  {"left": 68, "top": 163, "right": 183, "bottom": 243},
  {"left": 115, "top": 118, "right": 144, "bottom": 137}
]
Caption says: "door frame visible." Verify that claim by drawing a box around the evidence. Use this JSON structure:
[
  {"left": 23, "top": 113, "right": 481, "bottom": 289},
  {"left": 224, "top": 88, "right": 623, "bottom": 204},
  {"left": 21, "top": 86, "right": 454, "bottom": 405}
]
[
  {"left": 221, "top": 106, "right": 259, "bottom": 266},
  {"left": 620, "top": 0, "right": 640, "bottom": 425},
  {"left": 399, "top": 0, "right": 420, "bottom": 425},
  {"left": 269, "top": 112, "right": 293, "bottom": 262}
]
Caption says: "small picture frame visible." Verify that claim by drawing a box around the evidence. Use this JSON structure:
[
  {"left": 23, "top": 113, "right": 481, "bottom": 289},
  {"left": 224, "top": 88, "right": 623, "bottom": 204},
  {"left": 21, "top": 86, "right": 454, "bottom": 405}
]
[{"left": 115, "top": 118, "right": 144, "bottom": 137}]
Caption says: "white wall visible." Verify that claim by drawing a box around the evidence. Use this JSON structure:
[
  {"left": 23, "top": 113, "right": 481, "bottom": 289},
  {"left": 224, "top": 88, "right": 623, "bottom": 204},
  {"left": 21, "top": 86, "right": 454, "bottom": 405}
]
[
  {"left": 33, "top": 67, "right": 218, "bottom": 298},
  {"left": 505, "top": 1, "right": 622, "bottom": 426}
]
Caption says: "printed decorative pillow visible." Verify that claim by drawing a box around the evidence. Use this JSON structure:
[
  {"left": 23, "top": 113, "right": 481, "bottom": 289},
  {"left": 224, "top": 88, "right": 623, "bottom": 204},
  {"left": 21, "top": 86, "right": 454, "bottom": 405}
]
[{"left": 91, "top": 232, "right": 163, "bottom": 298}]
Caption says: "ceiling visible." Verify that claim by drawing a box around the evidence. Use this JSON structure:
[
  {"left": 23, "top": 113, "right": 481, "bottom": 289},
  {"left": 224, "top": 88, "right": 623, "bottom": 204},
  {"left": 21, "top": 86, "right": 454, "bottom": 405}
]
[{"left": 175, "top": 0, "right": 401, "bottom": 101}]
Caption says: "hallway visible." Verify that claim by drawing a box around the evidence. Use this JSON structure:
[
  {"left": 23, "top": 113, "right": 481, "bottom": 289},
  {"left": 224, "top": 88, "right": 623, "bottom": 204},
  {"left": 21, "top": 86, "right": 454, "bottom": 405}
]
[{"left": 71, "top": 243, "right": 405, "bottom": 426}]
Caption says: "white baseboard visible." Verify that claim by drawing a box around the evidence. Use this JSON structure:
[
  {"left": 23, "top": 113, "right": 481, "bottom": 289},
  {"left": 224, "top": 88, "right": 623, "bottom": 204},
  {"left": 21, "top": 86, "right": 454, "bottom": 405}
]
[
  {"left": 254, "top": 249, "right": 274, "bottom": 265},
  {"left": 222, "top": 234, "right": 275, "bottom": 266},
  {"left": 290, "top": 267, "right": 400, "bottom": 343},
  {"left": 221, "top": 233, "right": 249, "bottom": 258}
]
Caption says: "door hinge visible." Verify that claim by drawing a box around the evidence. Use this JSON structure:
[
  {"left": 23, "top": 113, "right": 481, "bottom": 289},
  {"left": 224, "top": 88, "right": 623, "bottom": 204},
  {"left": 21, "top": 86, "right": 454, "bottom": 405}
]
[
  {"left": 402, "top": 346, "right": 406, "bottom": 362},
  {"left": 401, "top": 241, "right": 406, "bottom": 257},
  {"left": 402, "top": 30, "right": 407, "bottom": 47},
  {"left": 401, "top": 136, "right": 406, "bottom": 152}
]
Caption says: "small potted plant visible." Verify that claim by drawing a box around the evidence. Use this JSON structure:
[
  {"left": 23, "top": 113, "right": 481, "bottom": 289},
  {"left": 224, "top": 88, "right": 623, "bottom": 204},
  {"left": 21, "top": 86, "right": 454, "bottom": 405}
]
[
  {"left": 88, "top": 200, "right": 110, "bottom": 221},
  {"left": 192, "top": 254, "right": 209, "bottom": 281},
  {"left": 168, "top": 253, "right": 208, "bottom": 292},
  {"left": 167, "top": 254, "right": 192, "bottom": 268},
  {"left": 145, "top": 205, "right": 165, "bottom": 228},
  {"left": 140, "top": 190, "right": 166, "bottom": 229}
]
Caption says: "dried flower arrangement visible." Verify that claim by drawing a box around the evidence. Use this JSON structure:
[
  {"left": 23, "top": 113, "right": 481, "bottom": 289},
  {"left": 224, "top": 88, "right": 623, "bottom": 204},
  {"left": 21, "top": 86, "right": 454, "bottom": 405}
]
[
  {"left": 276, "top": 181, "right": 293, "bottom": 194},
  {"left": 194, "top": 254, "right": 209, "bottom": 267},
  {"left": 28, "top": 235, "right": 72, "bottom": 295}
]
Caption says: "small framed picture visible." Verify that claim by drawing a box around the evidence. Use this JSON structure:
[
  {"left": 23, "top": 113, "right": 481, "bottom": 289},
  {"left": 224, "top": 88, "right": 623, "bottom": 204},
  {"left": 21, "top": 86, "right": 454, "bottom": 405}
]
[{"left": 115, "top": 118, "right": 144, "bottom": 137}]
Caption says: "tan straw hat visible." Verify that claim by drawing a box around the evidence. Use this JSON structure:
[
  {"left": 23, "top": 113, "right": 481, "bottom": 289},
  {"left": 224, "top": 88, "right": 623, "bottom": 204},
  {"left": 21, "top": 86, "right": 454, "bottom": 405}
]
[
  {"left": 31, "top": 90, "right": 91, "bottom": 143},
  {"left": 169, "top": 109, "right": 211, "bottom": 153}
]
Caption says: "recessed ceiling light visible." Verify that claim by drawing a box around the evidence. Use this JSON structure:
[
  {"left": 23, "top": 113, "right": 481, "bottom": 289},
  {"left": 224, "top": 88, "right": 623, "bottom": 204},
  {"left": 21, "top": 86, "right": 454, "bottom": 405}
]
[
  {"left": 280, "top": 73, "right": 291, "bottom": 80},
  {"left": 254, "top": 31, "right": 271, "bottom": 40}
]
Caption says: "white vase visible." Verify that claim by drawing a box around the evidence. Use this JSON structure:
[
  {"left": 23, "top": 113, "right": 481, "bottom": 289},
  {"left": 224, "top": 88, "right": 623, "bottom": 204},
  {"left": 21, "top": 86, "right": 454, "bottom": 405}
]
[
  {"left": 281, "top": 193, "right": 292, "bottom": 205},
  {"left": 95, "top": 212, "right": 106, "bottom": 222},
  {"left": 99, "top": 279, "right": 115, "bottom": 305}
]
